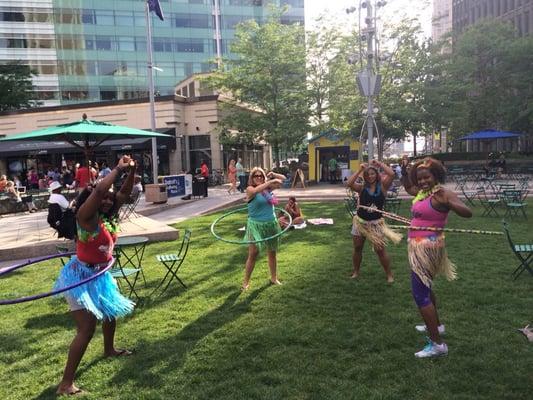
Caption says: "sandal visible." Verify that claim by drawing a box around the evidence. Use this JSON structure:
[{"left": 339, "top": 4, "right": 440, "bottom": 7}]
[{"left": 105, "top": 349, "right": 133, "bottom": 357}]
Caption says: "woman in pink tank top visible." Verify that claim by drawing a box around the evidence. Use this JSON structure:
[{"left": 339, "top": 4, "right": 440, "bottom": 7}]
[{"left": 401, "top": 157, "right": 472, "bottom": 359}]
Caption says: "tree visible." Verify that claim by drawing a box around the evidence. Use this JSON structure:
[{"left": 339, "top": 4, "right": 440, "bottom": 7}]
[
  {"left": 206, "top": 7, "right": 309, "bottom": 164},
  {"left": 0, "top": 61, "right": 37, "bottom": 111},
  {"left": 424, "top": 22, "right": 518, "bottom": 141}
]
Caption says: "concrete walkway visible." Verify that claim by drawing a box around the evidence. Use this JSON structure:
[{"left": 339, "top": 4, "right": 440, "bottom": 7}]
[{"left": 1, "top": 179, "right": 527, "bottom": 265}]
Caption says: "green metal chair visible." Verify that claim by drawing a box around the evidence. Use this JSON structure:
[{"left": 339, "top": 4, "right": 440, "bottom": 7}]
[
  {"left": 476, "top": 188, "right": 500, "bottom": 217},
  {"left": 151, "top": 229, "right": 192, "bottom": 296},
  {"left": 502, "top": 221, "right": 533, "bottom": 279},
  {"left": 501, "top": 190, "right": 528, "bottom": 219}
]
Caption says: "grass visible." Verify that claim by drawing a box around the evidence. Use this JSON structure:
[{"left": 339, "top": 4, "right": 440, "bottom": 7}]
[{"left": 1, "top": 202, "right": 532, "bottom": 400}]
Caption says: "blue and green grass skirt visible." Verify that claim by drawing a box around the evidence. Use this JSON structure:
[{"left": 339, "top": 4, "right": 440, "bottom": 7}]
[
  {"left": 245, "top": 218, "right": 281, "bottom": 252},
  {"left": 54, "top": 256, "right": 135, "bottom": 320}
]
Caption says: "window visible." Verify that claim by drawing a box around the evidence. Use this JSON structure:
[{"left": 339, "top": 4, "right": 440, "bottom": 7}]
[
  {"left": 98, "top": 60, "right": 118, "bottom": 75},
  {"left": 100, "top": 90, "right": 117, "bottom": 101},
  {"left": 82, "top": 10, "right": 95, "bottom": 24},
  {"left": 153, "top": 37, "right": 173, "bottom": 52},
  {"left": 85, "top": 38, "right": 94, "bottom": 50},
  {"left": 135, "top": 38, "right": 147, "bottom": 51},
  {"left": 175, "top": 13, "right": 210, "bottom": 28},
  {"left": 115, "top": 11, "right": 133, "bottom": 26},
  {"left": 1, "top": 12, "right": 25, "bottom": 22},
  {"left": 95, "top": 36, "right": 112, "bottom": 51},
  {"left": 134, "top": 11, "right": 146, "bottom": 26},
  {"left": 95, "top": 10, "right": 114, "bottom": 25},
  {"left": 525, "top": 11, "right": 530, "bottom": 33},
  {"left": 118, "top": 37, "right": 135, "bottom": 51},
  {"left": 281, "top": 0, "right": 304, "bottom": 7},
  {"left": 175, "top": 39, "right": 204, "bottom": 52}
]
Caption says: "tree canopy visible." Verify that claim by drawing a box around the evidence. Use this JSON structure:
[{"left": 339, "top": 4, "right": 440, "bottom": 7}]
[
  {"left": 0, "top": 62, "right": 37, "bottom": 112},
  {"left": 206, "top": 7, "right": 309, "bottom": 163}
]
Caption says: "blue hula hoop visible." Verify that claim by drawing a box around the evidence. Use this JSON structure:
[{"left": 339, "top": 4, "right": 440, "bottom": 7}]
[
  {"left": 210, "top": 206, "right": 292, "bottom": 245},
  {"left": 0, "top": 253, "right": 115, "bottom": 306}
]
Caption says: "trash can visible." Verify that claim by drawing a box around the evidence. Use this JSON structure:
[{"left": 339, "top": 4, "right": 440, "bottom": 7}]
[
  {"left": 192, "top": 176, "right": 208, "bottom": 198},
  {"left": 144, "top": 183, "right": 168, "bottom": 204}
]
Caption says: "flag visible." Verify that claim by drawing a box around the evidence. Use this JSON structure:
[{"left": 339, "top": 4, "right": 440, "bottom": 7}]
[{"left": 147, "top": 0, "right": 164, "bottom": 21}]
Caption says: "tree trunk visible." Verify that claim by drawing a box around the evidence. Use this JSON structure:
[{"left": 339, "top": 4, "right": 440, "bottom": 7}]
[{"left": 413, "top": 131, "right": 417, "bottom": 156}]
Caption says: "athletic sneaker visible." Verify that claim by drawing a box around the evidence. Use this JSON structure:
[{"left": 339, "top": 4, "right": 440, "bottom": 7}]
[
  {"left": 415, "top": 324, "right": 445, "bottom": 335},
  {"left": 415, "top": 338, "right": 448, "bottom": 358}
]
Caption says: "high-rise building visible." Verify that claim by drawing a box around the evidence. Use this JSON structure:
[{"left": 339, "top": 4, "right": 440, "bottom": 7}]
[
  {"left": 432, "top": 0, "right": 453, "bottom": 42},
  {"left": 0, "top": 0, "right": 304, "bottom": 107},
  {"left": 452, "top": 0, "right": 533, "bottom": 36}
]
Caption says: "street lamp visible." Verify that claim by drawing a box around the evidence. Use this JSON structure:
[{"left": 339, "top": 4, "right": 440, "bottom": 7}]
[{"left": 347, "top": 1, "right": 384, "bottom": 161}]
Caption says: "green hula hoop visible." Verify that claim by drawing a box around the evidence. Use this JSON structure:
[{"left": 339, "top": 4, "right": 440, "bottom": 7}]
[{"left": 210, "top": 206, "right": 292, "bottom": 245}]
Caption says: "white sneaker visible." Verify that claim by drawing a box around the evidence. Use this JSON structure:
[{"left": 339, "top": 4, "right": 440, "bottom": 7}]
[
  {"left": 415, "top": 338, "right": 448, "bottom": 358},
  {"left": 415, "top": 324, "right": 445, "bottom": 335}
]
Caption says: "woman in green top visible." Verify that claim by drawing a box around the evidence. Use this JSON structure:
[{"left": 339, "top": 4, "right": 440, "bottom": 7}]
[{"left": 242, "top": 167, "right": 286, "bottom": 291}]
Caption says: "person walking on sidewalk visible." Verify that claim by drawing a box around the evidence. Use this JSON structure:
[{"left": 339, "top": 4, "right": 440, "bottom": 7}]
[
  {"left": 227, "top": 159, "right": 238, "bottom": 194},
  {"left": 236, "top": 158, "right": 246, "bottom": 193},
  {"left": 328, "top": 156, "right": 338, "bottom": 183}
]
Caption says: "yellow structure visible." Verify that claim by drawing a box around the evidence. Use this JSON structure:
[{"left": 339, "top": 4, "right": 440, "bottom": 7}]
[{"left": 308, "top": 129, "right": 361, "bottom": 182}]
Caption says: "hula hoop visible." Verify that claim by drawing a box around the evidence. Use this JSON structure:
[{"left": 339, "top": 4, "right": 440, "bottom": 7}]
[
  {"left": 210, "top": 206, "right": 292, "bottom": 245},
  {"left": 0, "top": 253, "right": 115, "bottom": 306}
]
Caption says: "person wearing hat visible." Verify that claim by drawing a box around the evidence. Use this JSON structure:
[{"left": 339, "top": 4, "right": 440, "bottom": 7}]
[{"left": 48, "top": 181, "right": 70, "bottom": 211}]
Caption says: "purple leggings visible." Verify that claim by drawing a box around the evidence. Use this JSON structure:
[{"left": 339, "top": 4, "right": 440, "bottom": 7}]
[{"left": 411, "top": 271, "right": 432, "bottom": 308}]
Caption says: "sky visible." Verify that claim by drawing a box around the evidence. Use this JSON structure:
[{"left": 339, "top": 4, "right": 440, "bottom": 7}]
[{"left": 304, "top": 0, "right": 432, "bottom": 37}]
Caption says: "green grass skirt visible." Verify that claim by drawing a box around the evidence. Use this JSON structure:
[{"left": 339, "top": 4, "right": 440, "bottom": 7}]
[{"left": 245, "top": 218, "right": 281, "bottom": 252}]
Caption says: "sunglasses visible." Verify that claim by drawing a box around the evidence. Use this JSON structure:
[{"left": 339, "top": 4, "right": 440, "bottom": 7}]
[{"left": 252, "top": 174, "right": 264, "bottom": 178}]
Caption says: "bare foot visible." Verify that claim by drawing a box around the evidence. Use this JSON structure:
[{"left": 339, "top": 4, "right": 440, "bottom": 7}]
[
  {"left": 386, "top": 275, "right": 394, "bottom": 284},
  {"left": 104, "top": 349, "right": 133, "bottom": 357},
  {"left": 56, "top": 383, "right": 84, "bottom": 396},
  {"left": 241, "top": 283, "right": 250, "bottom": 291},
  {"left": 518, "top": 325, "right": 533, "bottom": 342},
  {"left": 270, "top": 279, "right": 282, "bottom": 285},
  {"left": 350, "top": 272, "right": 359, "bottom": 279}
]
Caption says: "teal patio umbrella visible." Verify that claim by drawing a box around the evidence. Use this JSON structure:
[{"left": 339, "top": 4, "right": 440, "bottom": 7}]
[{"left": 0, "top": 113, "right": 172, "bottom": 167}]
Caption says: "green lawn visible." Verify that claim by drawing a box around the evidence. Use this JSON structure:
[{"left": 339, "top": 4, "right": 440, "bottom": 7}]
[{"left": 1, "top": 202, "right": 532, "bottom": 400}]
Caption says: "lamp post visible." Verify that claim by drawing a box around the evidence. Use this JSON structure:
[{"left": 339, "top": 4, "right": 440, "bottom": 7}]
[{"left": 348, "top": 1, "right": 386, "bottom": 161}]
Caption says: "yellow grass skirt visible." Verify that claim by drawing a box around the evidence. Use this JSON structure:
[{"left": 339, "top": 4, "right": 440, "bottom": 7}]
[
  {"left": 407, "top": 235, "right": 457, "bottom": 287},
  {"left": 353, "top": 216, "right": 402, "bottom": 249}
]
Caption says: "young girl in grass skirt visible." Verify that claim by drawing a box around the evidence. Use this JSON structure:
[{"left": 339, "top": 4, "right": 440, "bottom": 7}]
[
  {"left": 242, "top": 167, "right": 286, "bottom": 291},
  {"left": 54, "top": 156, "right": 136, "bottom": 396},
  {"left": 401, "top": 157, "right": 472, "bottom": 358},
  {"left": 346, "top": 160, "right": 401, "bottom": 283}
]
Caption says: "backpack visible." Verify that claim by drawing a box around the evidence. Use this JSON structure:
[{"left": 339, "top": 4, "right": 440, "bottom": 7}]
[{"left": 47, "top": 203, "right": 77, "bottom": 240}]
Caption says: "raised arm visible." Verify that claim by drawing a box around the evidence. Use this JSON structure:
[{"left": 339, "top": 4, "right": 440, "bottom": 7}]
[
  {"left": 246, "top": 178, "right": 283, "bottom": 201},
  {"left": 400, "top": 158, "right": 419, "bottom": 196},
  {"left": 114, "top": 160, "right": 136, "bottom": 209},
  {"left": 77, "top": 156, "right": 132, "bottom": 231},
  {"left": 346, "top": 163, "right": 366, "bottom": 193},
  {"left": 371, "top": 160, "right": 395, "bottom": 191},
  {"left": 267, "top": 171, "right": 286, "bottom": 181}
]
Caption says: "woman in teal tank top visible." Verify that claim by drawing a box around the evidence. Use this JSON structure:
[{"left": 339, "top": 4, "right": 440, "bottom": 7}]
[{"left": 242, "top": 167, "right": 286, "bottom": 291}]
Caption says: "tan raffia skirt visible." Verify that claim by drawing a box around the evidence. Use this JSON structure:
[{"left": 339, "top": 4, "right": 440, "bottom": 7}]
[
  {"left": 407, "top": 235, "right": 457, "bottom": 287},
  {"left": 353, "top": 216, "right": 402, "bottom": 249}
]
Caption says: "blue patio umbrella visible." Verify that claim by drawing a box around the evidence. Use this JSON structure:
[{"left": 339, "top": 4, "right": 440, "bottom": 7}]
[{"left": 458, "top": 129, "right": 522, "bottom": 140}]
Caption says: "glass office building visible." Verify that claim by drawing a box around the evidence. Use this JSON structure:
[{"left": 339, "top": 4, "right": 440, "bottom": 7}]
[{"left": 0, "top": 0, "right": 304, "bottom": 106}]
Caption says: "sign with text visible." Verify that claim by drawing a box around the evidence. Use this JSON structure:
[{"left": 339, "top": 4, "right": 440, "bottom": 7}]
[{"left": 162, "top": 174, "right": 192, "bottom": 197}]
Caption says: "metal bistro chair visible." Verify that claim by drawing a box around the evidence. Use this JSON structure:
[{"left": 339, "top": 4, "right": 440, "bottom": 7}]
[
  {"left": 119, "top": 191, "right": 141, "bottom": 222},
  {"left": 476, "top": 188, "right": 501, "bottom": 217},
  {"left": 151, "top": 229, "right": 192, "bottom": 296},
  {"left": 502, "top": 221, "right": 533, "bottom": 279},
  {"left": 501, "top": 189, "right": 528, "bottom": 219}
]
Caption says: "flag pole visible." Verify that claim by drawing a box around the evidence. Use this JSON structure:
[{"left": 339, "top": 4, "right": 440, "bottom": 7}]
[{"left": 145, "top": 1, "right": 158, "bottom": 184}]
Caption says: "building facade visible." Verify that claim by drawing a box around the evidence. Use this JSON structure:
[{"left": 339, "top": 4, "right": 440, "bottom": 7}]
[
  {"left": 0, "top": 76, "right": 271, "bottom": 181},
  {"left": 452, "top": 0, "right": 533, "bottom": 36},
  {"left": 432, "top": 0, "right": 453, "bottom": 42},
  {"left": 0, "top": 0, "right": 304, "bottom": 106}
]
